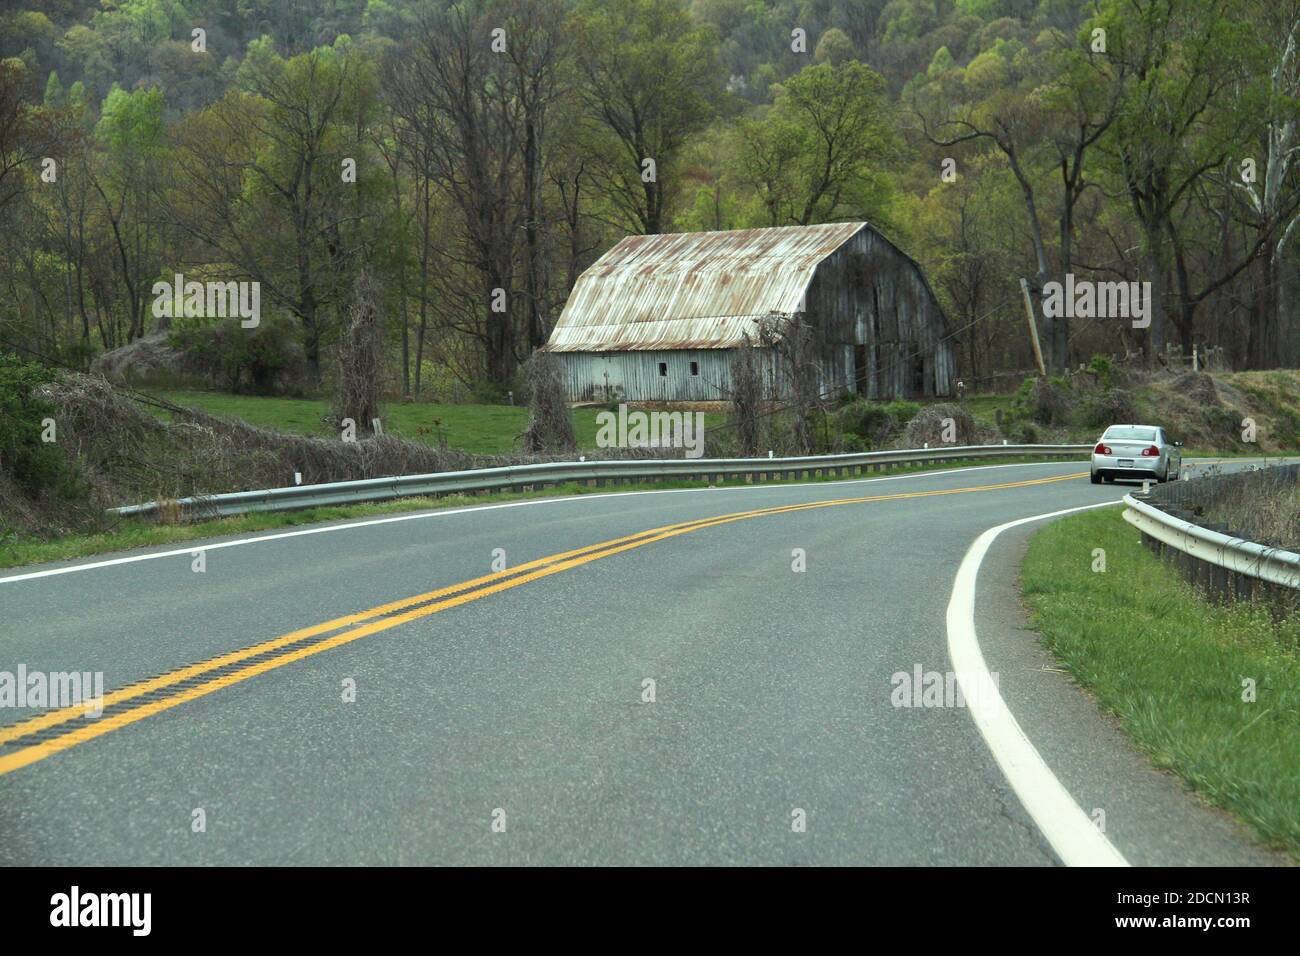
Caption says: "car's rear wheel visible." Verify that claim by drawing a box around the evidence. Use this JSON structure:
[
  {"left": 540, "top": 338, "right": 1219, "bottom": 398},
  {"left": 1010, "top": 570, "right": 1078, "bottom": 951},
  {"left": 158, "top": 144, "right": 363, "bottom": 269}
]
[{"left": 1090, "top": 471, "right": 1101, "bottom": 484}]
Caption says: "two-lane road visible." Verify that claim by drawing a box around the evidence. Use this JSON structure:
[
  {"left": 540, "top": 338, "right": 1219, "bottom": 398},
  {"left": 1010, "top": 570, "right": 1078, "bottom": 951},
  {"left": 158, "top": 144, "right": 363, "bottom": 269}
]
[{"left": 0, "top": 460, "right": 1278, "bottom": 864}]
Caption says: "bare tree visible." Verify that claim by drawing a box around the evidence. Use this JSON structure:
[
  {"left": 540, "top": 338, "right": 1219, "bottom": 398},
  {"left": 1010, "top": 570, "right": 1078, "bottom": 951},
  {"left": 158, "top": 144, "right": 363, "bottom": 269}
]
[
  {"left": 728, "top": 332, "right": 766, "bottom": 457},
  {"left": 915, "top": 86, "right": 1055, "bottom": 365},
  {"left": 334, "top": 270, "right": 384, "bottom": 437},
  {"left": 388, "top": 1, "right": 528, "bottom": 388},
  {"left": 770, "top": 317, "right": 819, "bottom": 454},
  {"left": 502, "top": 0, "right": 569, "bottom": 351},
  {"left": 1232, "top": 0, "right": 1300, "bottom": 365}
]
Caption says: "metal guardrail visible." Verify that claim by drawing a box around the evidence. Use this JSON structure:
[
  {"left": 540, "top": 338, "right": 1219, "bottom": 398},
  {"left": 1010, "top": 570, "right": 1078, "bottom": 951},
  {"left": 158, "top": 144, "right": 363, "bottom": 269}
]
[
  {"left": 1122, "top": 493, "right": 1300, "bottom": 590},
  {"left": 109, "top": 443, "right": 1091, "bottom": 520}
]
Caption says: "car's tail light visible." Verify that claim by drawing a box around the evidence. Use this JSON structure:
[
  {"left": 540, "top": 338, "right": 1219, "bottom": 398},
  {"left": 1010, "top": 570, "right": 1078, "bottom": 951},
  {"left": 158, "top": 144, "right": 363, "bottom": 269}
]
[
  {"left": 1141, "top": 445, "right": 1159, "bottom": 457},
  {"left": 1094, "top": 443, "right": 1111, "bottom": 455}
]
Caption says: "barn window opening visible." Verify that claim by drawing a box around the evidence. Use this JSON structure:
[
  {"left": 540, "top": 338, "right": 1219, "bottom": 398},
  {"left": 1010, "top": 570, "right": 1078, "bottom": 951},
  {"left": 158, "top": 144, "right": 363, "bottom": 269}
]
[
  {"left": 853, "top": 345, "right": 868, "bottom": 395},
  {"left": 658, "top": 362, "right": 668, "bottom": 376},
  {"left": 689, "top": 361, "right": 699, "bottom": 376}
]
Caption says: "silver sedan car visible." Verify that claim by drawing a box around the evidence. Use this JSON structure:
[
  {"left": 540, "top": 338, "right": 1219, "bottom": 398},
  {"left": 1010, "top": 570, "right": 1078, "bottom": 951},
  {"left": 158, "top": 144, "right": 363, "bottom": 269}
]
[{"left": 1090, "top": 424, "right": 1182, "bottom": 484}]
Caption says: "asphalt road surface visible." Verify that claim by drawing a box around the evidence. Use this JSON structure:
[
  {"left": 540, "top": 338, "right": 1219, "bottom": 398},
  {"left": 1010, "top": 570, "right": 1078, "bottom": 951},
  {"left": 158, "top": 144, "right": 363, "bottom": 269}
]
[{"left": 0, "top": 459, "right": 1283, "bottom": 865}]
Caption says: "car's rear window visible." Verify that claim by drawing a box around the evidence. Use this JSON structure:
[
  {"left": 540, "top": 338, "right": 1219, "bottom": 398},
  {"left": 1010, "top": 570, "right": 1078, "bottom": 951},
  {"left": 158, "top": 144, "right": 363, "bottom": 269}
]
[{"left": 1102, "top": 426, "right": 1157, "bottom": 441}]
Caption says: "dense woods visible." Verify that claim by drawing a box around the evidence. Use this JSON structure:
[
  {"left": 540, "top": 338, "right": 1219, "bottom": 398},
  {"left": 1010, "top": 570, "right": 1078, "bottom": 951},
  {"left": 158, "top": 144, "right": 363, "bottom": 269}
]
[{"left": 4, "top": 0, "right": 1300, "bottom": 399}]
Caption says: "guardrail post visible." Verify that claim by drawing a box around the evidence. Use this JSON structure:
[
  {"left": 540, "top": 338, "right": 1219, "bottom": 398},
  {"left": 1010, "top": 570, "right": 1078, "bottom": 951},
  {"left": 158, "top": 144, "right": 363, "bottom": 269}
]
[
  {"left": 1144, "top": 530, "right": 1164, "bottom": 561},
  {"left": 1211, "top": 561, "right": 1228, "bottom": 602}
]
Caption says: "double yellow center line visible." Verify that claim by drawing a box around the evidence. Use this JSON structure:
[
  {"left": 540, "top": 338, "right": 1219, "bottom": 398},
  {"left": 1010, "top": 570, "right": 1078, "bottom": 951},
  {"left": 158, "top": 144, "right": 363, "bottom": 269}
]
[{"left": 0, "top": 471, "right": 1083, "bottom": 776}]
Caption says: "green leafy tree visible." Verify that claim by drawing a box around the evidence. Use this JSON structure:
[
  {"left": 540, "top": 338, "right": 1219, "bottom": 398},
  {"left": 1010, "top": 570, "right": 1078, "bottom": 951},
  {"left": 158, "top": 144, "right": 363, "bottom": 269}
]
[
  {"left": 572, "top": 0, "right": 723, "bottom": 234},
  {"left": 169, "top": 36, "right": 381, "bottom": 383},
  {"left": 736, "top": 61, "right": 895, "bottom": 226},
  {"left": 92, "top": 85, "right": 168, "bottom": 343},
  {"left": 1092, "top": 0, "right": 1255, "bottom": 357}
]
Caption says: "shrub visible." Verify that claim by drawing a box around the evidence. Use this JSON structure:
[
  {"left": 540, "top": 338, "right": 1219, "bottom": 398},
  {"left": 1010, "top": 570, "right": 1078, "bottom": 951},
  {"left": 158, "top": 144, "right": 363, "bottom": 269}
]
[
  {"left": 1013, "top": 375, "right": 1071, "bottom": 426},
  {"left": 1273, "top": 409, "right": 1300, "bottom": 448},
  {"left": 470, "top": 379, "right": 511, "bottom": 405},
  {"left": 169, "top": 314, "right": 298, "bottom": 394},
  {"left": 1075, "top": 388, "right": 1137, "bottom": 431},
  {"left": 828, "top": 399, "right": 920, "bottom": 449},
  {"left": 882, "top": 399, "right": 922, "bottom": 423},
  {"left": 519, "top": 351, "right": 576, "bottom": 454},
  {"left": 1088, "top": 354, "right": 1113, "bottom": 389},
  {"left": 1014, "top": 421, "right": 1040, "bottom": 444},
  {"left": 0, "top": 353, "right": 80, "bottom": 496},
  {"left": 1171, "top": 371, "right": 1221, "bottom": 407},
  {"left": 896, "top": 402, "right": 990, "bottom": 448}
]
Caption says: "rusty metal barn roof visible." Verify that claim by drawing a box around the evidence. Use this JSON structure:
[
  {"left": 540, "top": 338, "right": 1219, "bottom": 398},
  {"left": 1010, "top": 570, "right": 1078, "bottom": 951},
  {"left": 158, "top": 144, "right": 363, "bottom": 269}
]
[{"left": 543, "top": 222, "right": 867, "bottom": 352}]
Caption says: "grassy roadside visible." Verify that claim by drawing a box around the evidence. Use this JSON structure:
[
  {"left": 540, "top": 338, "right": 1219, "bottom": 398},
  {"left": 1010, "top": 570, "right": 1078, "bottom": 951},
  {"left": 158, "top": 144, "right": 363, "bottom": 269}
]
[
  {"left": 1021, "top": 507, "right": 1300, "bottom": 856},
  {"left": 146, "top": 387, "right": 1294, "bottom": 458},
  {"left": 0, "top": 455, "right": 1073, "bottom": 571}
]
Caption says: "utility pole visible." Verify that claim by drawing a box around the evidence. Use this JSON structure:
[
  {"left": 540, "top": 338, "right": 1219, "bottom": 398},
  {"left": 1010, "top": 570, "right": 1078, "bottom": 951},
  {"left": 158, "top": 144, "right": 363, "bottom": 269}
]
[{"left": 1019, "top": 277, "right": 1047, "bottom": 377}]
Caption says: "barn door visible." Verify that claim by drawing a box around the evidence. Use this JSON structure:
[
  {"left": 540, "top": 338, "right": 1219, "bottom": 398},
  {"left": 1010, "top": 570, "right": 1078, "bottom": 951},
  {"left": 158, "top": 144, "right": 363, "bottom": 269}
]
[
  {"left": 910, "top": 354, "right": 925, "bottom": 397},
  {"left": 854, "top": 345, "right": 868, "bottom": 395}
]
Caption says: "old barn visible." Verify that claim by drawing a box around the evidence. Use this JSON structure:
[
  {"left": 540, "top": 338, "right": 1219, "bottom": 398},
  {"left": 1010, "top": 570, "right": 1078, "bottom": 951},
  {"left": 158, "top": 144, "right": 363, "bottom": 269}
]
[{"left": 542, "top": 221, "right": 955, "bottom": 403}]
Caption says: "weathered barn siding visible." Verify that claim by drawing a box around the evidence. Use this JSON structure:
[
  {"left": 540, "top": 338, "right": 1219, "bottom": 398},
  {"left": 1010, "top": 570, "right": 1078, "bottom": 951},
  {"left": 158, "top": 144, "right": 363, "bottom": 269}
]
[
  {"left": 545, "top": 222, "right": 953, "bottom": 403},
  {"left": 802, "top": 226, "right": 955, "bottom": 399},
  {"left": 559, "top": 349, "right": 737, "bottom": 403}
]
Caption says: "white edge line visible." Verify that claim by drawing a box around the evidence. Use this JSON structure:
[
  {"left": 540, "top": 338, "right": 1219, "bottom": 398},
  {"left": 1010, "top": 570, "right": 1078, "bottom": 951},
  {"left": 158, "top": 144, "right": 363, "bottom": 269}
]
[
  {"left": 945, "top": 499, "right": 1130, "bottom": 867},
  {"left": 1, "top": 460, "right": 1076, "bottom": 585}
]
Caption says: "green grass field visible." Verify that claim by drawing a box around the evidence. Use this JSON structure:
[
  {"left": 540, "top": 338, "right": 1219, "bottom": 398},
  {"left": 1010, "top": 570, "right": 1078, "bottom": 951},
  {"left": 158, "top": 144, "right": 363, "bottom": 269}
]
[
  {"left": 144, "top": 389, "right": 616, "bottom": 453},
  {"left": 955, "top": 393, "right": 1015, "bottom": 428},
  {"left": 1021, "top": 508, "right": 1300, "bottom": 856},
  {"left": 145, "top": 389, "right": 732, "bottom": 454},
  {"left": 148, "top": 387, "right": 1013, "bottom": 455}
]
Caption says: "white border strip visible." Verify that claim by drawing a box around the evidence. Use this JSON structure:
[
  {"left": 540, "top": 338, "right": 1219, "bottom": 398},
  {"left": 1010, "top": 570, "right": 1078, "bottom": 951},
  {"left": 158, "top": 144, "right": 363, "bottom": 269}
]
[{"left": 946, "top": 500, "right": 1129, "bottom": 867}]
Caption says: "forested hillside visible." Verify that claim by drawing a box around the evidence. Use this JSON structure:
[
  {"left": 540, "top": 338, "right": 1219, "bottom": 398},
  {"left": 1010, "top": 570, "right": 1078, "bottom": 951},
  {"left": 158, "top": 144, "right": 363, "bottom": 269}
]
[{"left": 2, "top": 0, "right": 1298, "bottom": 399}]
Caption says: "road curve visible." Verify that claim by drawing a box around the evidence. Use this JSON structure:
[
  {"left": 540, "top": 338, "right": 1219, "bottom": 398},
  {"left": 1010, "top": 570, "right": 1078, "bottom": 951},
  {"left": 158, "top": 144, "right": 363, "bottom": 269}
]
[{"left": 0, "top": 460, "right": 1278, "bottom": 864}]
